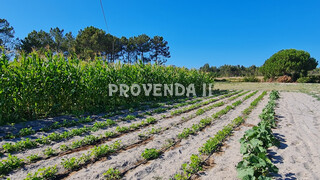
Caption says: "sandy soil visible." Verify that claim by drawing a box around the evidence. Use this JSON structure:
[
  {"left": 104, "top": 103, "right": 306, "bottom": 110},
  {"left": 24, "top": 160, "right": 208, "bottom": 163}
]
[
  {"left": 0, "top": 93, "right": 232, "bottom": 159},
  {"left": 120, "top": 92, "right": 262, "bottom": 180},
  {"left": 269, "top": 92, "right": 320, "bottom": 180},
  {"left": 5, "top": 91, "right": 247, "bottom": 180}
]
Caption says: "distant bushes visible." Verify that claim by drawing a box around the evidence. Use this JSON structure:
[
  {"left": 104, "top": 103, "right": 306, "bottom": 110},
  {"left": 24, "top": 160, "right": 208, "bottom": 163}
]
[{"left": 243, "top": 76, "right": 260, "bottom": 82}]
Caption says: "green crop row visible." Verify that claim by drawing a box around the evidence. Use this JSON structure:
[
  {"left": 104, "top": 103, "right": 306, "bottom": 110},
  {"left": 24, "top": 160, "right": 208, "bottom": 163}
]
[
  {"left": 100, "top": 91, "right": 253, "bottom": 179},
  {"left": 1, "top": 92, "right": 226, "bottom": 153},
  {"left": 237, "top": 90, "right": 280, "bottom": 180},
  {"left": 228, "top": 90, "right": 250, "bottom": 101},
  {"left": 173, "top": 91, "right": 266, "bottom": 180},
  {"left": 0, "top": 92, "right": 235, "bottom": 177},
  {"left": 170, "top": 90, "right": 242, "bottom": 116},
  {"left": 1, "top": 95, "right": 197, "bottom": 140}
]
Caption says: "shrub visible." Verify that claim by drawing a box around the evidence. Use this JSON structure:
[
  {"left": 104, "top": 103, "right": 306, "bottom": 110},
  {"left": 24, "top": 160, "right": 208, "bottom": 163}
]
[
  {"left": 297, "top": 76, "right": 311, "bottom": 83},
  {"left": 243, "top": 76, "right": 260, "bottom": 82}
]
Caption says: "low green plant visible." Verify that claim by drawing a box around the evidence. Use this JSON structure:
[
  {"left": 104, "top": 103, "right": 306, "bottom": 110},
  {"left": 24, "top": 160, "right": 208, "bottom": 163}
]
[
  {"left": 196, "top": 109, "right": 205, "bottom": 116},
  {"left": 141, "top": 148, "right": 160, "bottom": 160},
  {"left": 103, "top": 168, "right": 122, "bottom": 180},
  {"left": 123, "top": 115, "right": 136, "bottom": 121},
  {"left": 24, "top": 165, "right": 58, "bottom": 180},
  {"left": 44, "top": 147, "right": 56, "bottom": 157},
  {"left": 19, "top": 127, "right": 35, "bottom": 137},
  {"left": 27, "top": 154, "right": 41, "bottom": 162},
  {"left": 0, "top": 154, "right": 24, "bottom": 175}
]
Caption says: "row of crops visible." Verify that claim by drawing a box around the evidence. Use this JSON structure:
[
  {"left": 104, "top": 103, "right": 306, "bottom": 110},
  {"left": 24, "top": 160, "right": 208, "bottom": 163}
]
[
  {"left": 0, "top": 90, "right": 252, "bottom": 179},
  {"left": 0, "top": 52, "right": 213, "bottom": 125},
  {"left": 0, "top": 90, "right": 242, "bottom": 177},
  {"left": 0, "top": 89, "right": 282, "bottom": 180}
]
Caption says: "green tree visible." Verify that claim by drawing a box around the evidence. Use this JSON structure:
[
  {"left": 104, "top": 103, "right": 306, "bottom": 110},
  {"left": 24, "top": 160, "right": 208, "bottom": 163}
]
[
  {"left": 135, "top": 34, "right": 150, "bottom": 63},
  {"left": 50, "top": 27, "right": 65, "bottom": 53},
  {"left": 62, "top": 32, "right": 76, "bottom": 55},
  {"left": 21, "top": 30, "right": 54, "bottom": 53},
  {"left": 0, "top": 19, "right": 16, "bottom": 54},
  {"left": 150, "top": 36, "right": 170, "bottom": 64},
  {"left": 260, "top": 49, "right": 318, "bottom": 80},
  {"left": 75, "top": 26, "right": 107, "bottom": 60}
]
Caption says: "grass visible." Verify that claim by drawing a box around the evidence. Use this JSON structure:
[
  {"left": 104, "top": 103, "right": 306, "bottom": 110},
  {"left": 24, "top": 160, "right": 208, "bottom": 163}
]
[{"left": 215, "top": 82, "right": 320, "bottom": 92}]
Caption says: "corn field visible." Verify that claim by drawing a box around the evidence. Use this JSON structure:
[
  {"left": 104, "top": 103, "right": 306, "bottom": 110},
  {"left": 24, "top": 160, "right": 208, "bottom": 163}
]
[{"left": 0, "top": 52, "right": 213, "bottom": 125}]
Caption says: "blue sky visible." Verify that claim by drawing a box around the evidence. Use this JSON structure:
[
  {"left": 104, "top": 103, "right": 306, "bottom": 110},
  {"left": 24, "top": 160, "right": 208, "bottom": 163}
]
[{"left": 1, "top": 0, "right": 320, "bottom": 68}]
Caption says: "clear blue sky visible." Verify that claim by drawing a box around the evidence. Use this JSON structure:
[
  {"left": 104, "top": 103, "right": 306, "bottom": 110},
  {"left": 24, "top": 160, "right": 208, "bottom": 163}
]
[{"left": 1, "top": 0, "right": 320, "bottom": 68}]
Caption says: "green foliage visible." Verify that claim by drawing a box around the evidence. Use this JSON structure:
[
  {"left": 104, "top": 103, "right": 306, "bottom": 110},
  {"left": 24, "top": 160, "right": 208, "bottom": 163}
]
[
  {"left": 297, "top": 76, "right": 311, "bottom": 83},
  {"left": 122, "top": 115, "right": 136, "bottom": 121},
  {"left": 260, "top": 49, "right": 318, "bottom": 80},
  {"left": 44, "top": 147, "right": 56, "bottom": 157},
  {"left": 243, "top": 76, "right": 260, "bottom": 82},
  {"left": 237, "top": 91, "right": 280, "bottom": 180},
  {"left": 0, "top": 51, "right": 213, "bottom": 125},
  {"left": 24, "top": 165, "right": 58, "bottom": 180},
  {"left": 27, "top": 154, "right": 41, "bottom": 162},
  {"left": 141, "top": 148, "right": 160, "bottom": 160},
  {"left": 19, "top": 127, "right": 35, "bottom": 137},
  {"left": 196, "top": 109, "right": 205, "bottom": 116},
  {"left": 103, "top": 168, "right": 122, "bottom": 180},
  {"left": 0, "top": 154, "right": 24, "bottom": 176}
]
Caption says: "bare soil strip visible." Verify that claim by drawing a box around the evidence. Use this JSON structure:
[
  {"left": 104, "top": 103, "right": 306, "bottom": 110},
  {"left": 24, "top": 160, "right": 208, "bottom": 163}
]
[{"left": 268, "top": 92, "right": 320, "bottom": 180}]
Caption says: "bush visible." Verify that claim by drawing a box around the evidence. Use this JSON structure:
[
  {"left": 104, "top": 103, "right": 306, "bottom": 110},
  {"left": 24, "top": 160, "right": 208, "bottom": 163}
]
[
  {"left": 297, "top": 77, "right": 311, "bottom": 83},
  {"left": 243, "top": 76, "right": 260, "bottom": 82}
]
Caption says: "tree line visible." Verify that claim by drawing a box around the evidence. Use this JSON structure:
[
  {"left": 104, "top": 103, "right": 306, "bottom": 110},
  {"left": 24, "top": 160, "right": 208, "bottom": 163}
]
[
  {"left": 0, "top": 19, "right": 170, "bottom": 64},
  {"left": 199, "top": 63, "right": 262, "bottom": 77}
]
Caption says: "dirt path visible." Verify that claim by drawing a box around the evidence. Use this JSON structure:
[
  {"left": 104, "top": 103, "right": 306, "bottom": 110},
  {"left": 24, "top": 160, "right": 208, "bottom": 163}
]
[{"left": 269, "top": 92, "right": 320, "bottom": 180}]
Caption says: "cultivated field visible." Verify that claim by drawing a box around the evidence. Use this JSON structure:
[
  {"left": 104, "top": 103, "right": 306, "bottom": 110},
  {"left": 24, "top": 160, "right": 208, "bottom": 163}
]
[{"left": 1, "top": 88, "right": 320, "bottom": 180}]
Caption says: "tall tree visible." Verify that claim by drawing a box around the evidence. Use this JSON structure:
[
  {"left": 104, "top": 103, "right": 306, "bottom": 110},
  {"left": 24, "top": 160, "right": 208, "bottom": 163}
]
[
  {"left": 75, "top": 26, "right": 106, "bottom": 60},
  {"left": 62, "top": 32, "right": 76, "bottom": 55},
  {"left": 260, "top": 49, "right": 318, "bottom": 80},
  {"left": 150, "top": 36, "right": 170, "bottom": 64},
  {"left": 0, "top": 19, "right": 16, "bottom": 54},
  {"left": 50, "top": 27, "right": 65, "bottom": 53},
  {"left": 135, "top": 34, "right": 150, "bottom": 63},
  {"left": 21, "top": 30, "right": 54, "bottom": 53}
]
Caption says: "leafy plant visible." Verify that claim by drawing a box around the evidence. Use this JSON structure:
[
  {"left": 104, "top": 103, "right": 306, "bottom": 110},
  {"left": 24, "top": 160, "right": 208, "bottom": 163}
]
[
  {"left": 27, "top": 154, "right": 41, "bottom": 162},
  {"left": 141, "top": 148, "right": 160, "bottom": 160},
  {"left": 19, "top": 127, "right": 35, "bottom": 137},
  {"left": 24, "top": 165, "right": 58, "bottom": 180},
  {"left": 103, "top": 168, "right": 122, "bottom": 180},
  {"left": 0, "top": 154, "right": 24, "bottom": 175},
  {"left": 44, "top": 147, "right": 56, "bottom": 157}
]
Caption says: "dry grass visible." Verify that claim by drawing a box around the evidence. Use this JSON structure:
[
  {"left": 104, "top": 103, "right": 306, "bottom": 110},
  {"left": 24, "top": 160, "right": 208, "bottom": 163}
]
[{"left": 214, "top": 82, "right": 320, "bottom": 94}]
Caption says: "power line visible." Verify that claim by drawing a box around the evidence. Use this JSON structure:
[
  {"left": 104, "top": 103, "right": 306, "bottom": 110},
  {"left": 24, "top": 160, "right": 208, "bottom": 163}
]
[{"left": 99, "top": 0, "right": 109, "bottom": 33}]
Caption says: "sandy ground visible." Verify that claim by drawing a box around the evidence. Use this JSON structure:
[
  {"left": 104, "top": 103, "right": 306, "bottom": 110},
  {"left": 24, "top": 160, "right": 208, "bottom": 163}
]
[
  {"left": 65, "top": 92, "right": 259, "bottom": 180},
  {"left": 268, "top": 92, "right": 320, "bottom": 180},
  {"left": 121, "top": 92, "right": 262, "bottom": 180},
  {"left": 6, "top": 91, "right": 320, "bottom": 180}
]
